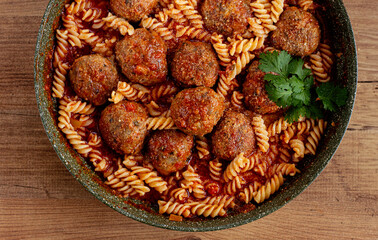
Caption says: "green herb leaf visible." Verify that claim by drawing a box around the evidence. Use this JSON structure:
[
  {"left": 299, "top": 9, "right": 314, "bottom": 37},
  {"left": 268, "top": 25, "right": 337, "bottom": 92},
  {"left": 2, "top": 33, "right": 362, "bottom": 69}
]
[
  {"left": 288, "top": 58, "right": 312, "bottom": 80},
  {"left": 285, "top": 106, "right": 308, "bottom": 123},
  {"left": 259, "top": 50, "right": 291, "bottom": 77},
  {"left": 258, "top": 50, "right": 347, "bottom": 122},
  {"left": 316, "top": 82, "right": 348, "bottom": 111}
]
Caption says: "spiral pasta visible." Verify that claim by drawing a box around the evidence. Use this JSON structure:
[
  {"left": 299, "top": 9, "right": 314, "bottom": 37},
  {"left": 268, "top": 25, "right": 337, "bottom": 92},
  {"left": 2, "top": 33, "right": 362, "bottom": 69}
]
[
  {"left": 298, "top": 0, "right": 314, "bottom": 11},
  {"left": 62, "top": 14, "right": 82, "bottom": 32},
  {"left": 141, "top": 16, "right": 174, "bottom": 41},
  {"left": 170, "top": 188, "right": 189, "bottom": 201},
  {"left": 88, "top": 150, "right": 114, "bottom": 177},
  {"left": 66, "top": 0, "right": 91, "bottom": 16},
  {"left": 82, "top": 7, "right": 102, "bottom": 22},
  {"left": 174, "top": 0, "right": 203, "bottom": 28},
  {"left": 105, "top": 174, "right": 138, "bottom": 197},
  {"left": 146, "top": 116, "right": 175, "bottom": 130},
  {"left": 105, "top": 163, "right": 151, "bottom": 197},
  {"left": 223, "top": 153, "right": 249, "bottom": 182},
  {"left": 297, "top": 118, "right": 316, "bottom": 136},
  {"left": 282, "top": 124, "right": 297, "bottom": 144},
  {"left": 252, "top": 115, "right": 270, "bottom": 152},
  {"left": 131, "top": 166, "right": 168, "bottom": 193},
  {"left": 227, "top": 52, "right": 255, "bottom": 82},
  {"left": 167, "top": 4, "right": 187, "bottom": 24},
  {"left": 211, "top": 33, "right": 232, "bottom": 66},
  {"left": 123, "top": 155, "right": 143, "bottom": 169},
  {"left": 247, "top": 17, "right": 268, "bottom": 38},
  {"left": 159, "top": 0, "right": 172, "bottom": 8},
  {"left": 150, "top": 83, "right": 179, "bottom": 101},
  {"left": 65, "top": 100, "right": 95, "bottom": 115},
  {"left": 305, "top": 120, "right": 327, "bottom": 155},
  {"left": 254, "top": 173, "right": 284, "bottom": 204},
  {"left": 109, "top": 81, "right": 149, "bottom": 103},
  {"left": 268, "top": 117, "right": 291, "bottom": 137},
  {"left": 250, "top": 0, "right": 276, "bottom": 35},
  {"left": 216, "top": 73, "right": 239, "bottom": 99},
  {"left": 272, "top": 163, "right": 300, "bottom": 177},
  {"left": 145, "top": 101, "right": 164, "bottom": 117},
  {"left": 278, "top": 146, "right": 291, "bottom": 163},
  {"left": 158, "top": 199, "right": 191, "bottom": 217},
  {"left": 241, "top": 152, "right": 259, "bottom": 172},
  {"left": 175, "top": 25, "right": 211, "bottom": 41},
  {"left": 319, "top": 43, "right": 334, "bottom": 70},
  {"left": 66, "top": 28, "right": 82, "bottom": 47},
  {"left": 155, "top": 8, "right": 170, "bottom": 23},
  {"left": 290, "top": 139, "right": 305, "bottom": 160},
  {"left": 189, "top": 202, "right": 226, "bottom": 218},
  {"left": 78, "top": 29, "right": 102, "bottom": 46},
  {"left": 87, "top": 132, "right": 102, "bottom": 147},
  {"left": 105, "top": 165, "right": 137, "bottom": 197},
  {"left": 225, "top": 175, "right": 246, "bottom": 195},
  {"left": 100, "top": 12, "right": 134, "bottom": 36},
  {"left": 58, "top": 103, "right": 93, "bottom": 157},
  {"left": 196, "top": 136, "right": 210, "bottom": 159},
  {"left": 270, "top": 0, "right": 284, "bottom": 23},
  {"left": 229, "top": 36, "right": 265, "bottom": 56},
  {"left": 306, "top": 43, "right": 334, "bottom": 83},
  {"left": 209, "top": 160, "right": 222, "bottom": 181},
  {"left": 52, "top": 30, "right": 70, "bottom": 98},
  {"left": 200, "top": 195, "right": 235, "bottom": 209},
  {"left": 239, "top": 182, "right": 262, "bottom": 204},
  {"left": 181, "top": 166, "right": 206, "bottom": 199},
  {"left": 254, "top": 160, "right": 270, "bottom": 177},
  {"left": 306, "top": 52, "right": 331, "bottom": 83},
  {"left": 229, "top": 91, "right": 243, "bottom": 109},
  {"left": 91, "top": 36, "right": 117, "bottom": 56}
]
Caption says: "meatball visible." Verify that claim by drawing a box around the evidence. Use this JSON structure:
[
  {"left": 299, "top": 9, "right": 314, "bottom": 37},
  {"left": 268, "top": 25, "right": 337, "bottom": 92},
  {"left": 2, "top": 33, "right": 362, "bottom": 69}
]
[
  {"left": 201, "top": 0, "right": 252, "bottom": 37},
  {"left": 170, "top": 87, "right": 225, "bottom": 136},
  {"left": 69, "top": 54, "right": 118, "bottom": 106},
  {"left": 146, "top": 130, "right": 194, "bottom": 176},
  {"left": 171, "top": 41, "right": 219, "bottom": 87},
  {"left": 211, "top": 111, "right": 256, "bottom": 161},
  {"left": 115, "top": 28, "right": 168, "bottom": 86},
  {"left": 243, "top": 61, "right": 281, "bottom": 114},
  {"left": 99, "top": 101, "right": 148, "bottom": 155},
  {"left": 271, "top": 7, "right": 321, "bottom": 56},
  {"left": 110, "top": 0, "right": 158, "bottom": 22}
]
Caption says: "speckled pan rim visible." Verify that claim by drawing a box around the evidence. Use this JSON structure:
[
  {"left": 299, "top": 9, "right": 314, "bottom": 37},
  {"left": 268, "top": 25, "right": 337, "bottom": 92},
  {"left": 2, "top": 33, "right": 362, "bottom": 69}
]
[{"left": 34, "top": 0, "right": 357, "bottom": 232}]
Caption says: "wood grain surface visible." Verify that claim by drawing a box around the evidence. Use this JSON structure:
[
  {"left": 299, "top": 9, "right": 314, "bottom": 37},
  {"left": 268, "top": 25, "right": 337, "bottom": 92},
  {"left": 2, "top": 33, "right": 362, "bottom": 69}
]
[{"left": 0, "top": 0, "right": 377, "bottom": 239}]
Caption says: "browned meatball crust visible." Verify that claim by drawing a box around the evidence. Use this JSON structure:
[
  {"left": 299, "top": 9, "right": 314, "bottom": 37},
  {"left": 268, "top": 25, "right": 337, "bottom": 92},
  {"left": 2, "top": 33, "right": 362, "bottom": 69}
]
[
  {"left": 201, "top": 0, "right": 252, "bottom": 37},
  {"left": 110, "top": 0, "right": 158, "bottom": 22},
  {"left": 170, "top": 87, "right": 225, "bottom": 136},
  {"left": 99, "top": 101, "right": 148, "bottom": 155},
  {"left": 271, "top": 7, "right": 321, "bottom": 56},
  {"left": 243, "top": 61, "right": 281, "bottom": 114},
  {"left": 146, "top": 130, "right": 194, "bottom": 176},
  {"left": 115, "top": 28, "right": 168, "bottom": 86},
  {"left": 69, "top": 54, "right": 118, "bottom": 106},
  {"left": 171, "top": 41, "right": 219, "bottom": 87},
  {"left": 211, "top": 111, "right": 256, "bottom": 161}
]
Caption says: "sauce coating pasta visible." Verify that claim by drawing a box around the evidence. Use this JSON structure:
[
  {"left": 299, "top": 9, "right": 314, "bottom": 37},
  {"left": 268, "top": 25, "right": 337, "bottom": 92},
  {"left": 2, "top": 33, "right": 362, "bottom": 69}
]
[{"left": 52, "top": 0, "right": 331, "bottom": 219}]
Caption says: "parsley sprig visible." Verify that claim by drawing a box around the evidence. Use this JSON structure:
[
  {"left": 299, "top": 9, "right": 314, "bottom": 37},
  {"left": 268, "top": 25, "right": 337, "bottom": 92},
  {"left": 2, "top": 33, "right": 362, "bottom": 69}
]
[{"left": 258, "top": 50, "right": 347, "bottom": 123}]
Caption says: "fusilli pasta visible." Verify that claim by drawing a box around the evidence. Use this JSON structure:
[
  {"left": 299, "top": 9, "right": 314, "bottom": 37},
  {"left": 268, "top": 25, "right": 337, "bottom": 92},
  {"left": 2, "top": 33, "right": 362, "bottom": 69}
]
[
  {"left": 252, "top": 115, "right": 270, "bottom": 152},
  {"left": 146, "top": 116, "right": 175, "bottom": 130},
  {"left": 254, "top": 173, "right": 284, "bottom": 204},
  {"left": 223, "top": 153, "right": 249, "bottom": 182},
  {"left": 131, "top": 166, "right": 168, "bottom": 193}
]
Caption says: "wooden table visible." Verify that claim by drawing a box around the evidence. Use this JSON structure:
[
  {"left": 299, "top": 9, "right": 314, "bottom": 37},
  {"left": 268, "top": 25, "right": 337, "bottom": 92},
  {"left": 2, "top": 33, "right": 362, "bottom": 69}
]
[{"left": 0, "top": 0, "right": 377, "bottom": 239}]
